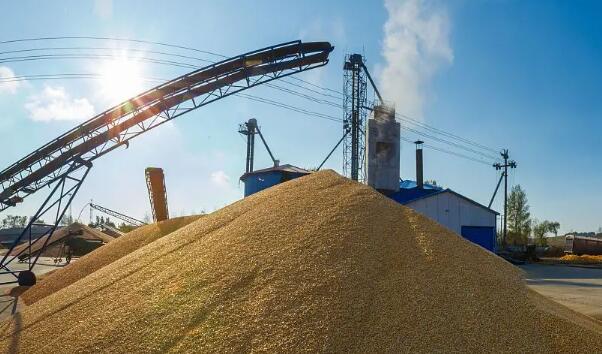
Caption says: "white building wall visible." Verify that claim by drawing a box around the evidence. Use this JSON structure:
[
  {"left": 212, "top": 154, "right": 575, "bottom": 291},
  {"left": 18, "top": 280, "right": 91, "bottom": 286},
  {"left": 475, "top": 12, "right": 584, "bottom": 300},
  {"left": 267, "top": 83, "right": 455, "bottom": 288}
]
[{"left": 406, "top": 191, "right": 496, "bottom": 235}]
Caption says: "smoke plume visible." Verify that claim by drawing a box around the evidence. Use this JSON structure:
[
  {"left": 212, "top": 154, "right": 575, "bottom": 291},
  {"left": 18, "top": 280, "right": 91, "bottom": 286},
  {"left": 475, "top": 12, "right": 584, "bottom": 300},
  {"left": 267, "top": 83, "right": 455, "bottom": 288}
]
[{"left": 380, "top": 0, "right": 453, "bottom": 119}]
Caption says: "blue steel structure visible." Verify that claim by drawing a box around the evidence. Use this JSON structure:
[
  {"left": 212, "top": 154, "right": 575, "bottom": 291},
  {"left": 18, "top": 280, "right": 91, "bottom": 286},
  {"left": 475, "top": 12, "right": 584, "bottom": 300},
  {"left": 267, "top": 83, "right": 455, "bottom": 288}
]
[
  {"left": 240, "top": 164, "right": 310, "bottom": 197},
  {"left": 388, "top": 180, "right": 442, "bottom": 204},
  {"left": 461, "top": 226, "right": 496, "bottom": 252}
]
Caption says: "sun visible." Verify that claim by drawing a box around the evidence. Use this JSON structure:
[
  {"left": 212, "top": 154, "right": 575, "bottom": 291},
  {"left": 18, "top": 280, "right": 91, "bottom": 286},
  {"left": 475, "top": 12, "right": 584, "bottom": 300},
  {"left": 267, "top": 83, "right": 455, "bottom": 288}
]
[{"left": 98, "top": 55, "right": 145, "bottom": 104}]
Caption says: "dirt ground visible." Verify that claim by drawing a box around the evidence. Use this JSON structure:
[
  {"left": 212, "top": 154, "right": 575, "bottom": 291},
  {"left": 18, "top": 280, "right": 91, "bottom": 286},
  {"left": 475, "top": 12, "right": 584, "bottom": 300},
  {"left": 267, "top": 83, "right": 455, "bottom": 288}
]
[{"left": 520, "top": 263, "right": 602, "bottom": 321}]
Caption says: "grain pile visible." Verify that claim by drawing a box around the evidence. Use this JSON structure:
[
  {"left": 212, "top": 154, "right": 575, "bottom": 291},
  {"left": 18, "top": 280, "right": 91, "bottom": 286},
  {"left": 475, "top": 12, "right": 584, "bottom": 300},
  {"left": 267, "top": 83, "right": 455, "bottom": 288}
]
[
  {"left": 1, "top": 170, "right": 602, "bottom": 353},
  {"left": 560, "top": 254, "right": 602, "bottom": 264},
  {"left": 21, "top": 215, "right": 202, "bottom": 305}
]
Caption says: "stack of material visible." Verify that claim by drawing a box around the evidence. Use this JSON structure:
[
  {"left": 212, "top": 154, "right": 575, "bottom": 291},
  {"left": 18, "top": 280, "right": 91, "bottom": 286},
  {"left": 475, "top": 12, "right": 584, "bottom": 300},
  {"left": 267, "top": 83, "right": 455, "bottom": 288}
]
[
  {"left": 8, "top": 222, "right": 114, "bottom": 258},
  {"left": 1, "top": 171, "right": 601, "bottom": 353},
  {"left": 21, "top": 215, "right": 201, "bottom": 305},
  {"left": 560, "top": 254, "right": 602, "bottom": 264}
]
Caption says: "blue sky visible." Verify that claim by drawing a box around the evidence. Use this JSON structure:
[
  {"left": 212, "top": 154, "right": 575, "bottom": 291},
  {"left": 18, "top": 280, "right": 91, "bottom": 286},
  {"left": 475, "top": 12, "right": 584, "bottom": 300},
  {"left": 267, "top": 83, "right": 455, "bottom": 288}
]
[{"left": 0, "top": 0, "right": 600, "bottom": 233}]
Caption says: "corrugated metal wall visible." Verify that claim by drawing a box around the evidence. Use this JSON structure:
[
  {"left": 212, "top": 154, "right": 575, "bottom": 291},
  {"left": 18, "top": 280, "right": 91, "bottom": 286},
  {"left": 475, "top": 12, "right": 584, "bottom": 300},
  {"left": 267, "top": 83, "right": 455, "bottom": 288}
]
[{"left": 406, "top": 191, "right": 496, "bottom": 235}]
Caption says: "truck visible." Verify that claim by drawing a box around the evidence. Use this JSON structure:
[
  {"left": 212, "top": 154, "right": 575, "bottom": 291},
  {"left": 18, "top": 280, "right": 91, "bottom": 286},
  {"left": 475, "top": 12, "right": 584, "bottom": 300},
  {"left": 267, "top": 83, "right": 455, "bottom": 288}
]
[{"left": 565, "top": 235, "right": 602, "bottom": 255}]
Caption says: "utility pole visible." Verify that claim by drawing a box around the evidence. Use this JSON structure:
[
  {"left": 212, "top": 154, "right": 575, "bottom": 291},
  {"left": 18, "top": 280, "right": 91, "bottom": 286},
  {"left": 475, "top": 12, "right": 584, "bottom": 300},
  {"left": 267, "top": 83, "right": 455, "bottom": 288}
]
[{"left": 493, "top": 149, "right": 516, "bottom": 247}]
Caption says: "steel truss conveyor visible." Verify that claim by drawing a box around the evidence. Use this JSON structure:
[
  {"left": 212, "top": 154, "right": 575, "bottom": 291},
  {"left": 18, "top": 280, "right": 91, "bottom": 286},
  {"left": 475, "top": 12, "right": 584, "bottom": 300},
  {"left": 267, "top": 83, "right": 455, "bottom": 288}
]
[{"left": 0, "top": 40, "right": 333, "bottom": 285}]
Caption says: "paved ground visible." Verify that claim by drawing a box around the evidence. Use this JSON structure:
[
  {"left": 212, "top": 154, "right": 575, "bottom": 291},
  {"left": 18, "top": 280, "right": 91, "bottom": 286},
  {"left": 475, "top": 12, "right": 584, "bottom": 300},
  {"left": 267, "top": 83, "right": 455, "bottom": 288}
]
[
  {"left": 0, "top": 257, "right": 70, "bottom": 321},
  {"left": 520, "top": 263, "right": 602, "bottom": 321}
]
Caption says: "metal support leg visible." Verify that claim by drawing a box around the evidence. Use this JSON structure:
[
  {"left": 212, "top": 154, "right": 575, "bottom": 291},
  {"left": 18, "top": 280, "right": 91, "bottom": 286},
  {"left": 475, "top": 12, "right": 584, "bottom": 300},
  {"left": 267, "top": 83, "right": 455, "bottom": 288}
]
[{"left": 0, "top": 163, "right": 91, "bottom": 286}]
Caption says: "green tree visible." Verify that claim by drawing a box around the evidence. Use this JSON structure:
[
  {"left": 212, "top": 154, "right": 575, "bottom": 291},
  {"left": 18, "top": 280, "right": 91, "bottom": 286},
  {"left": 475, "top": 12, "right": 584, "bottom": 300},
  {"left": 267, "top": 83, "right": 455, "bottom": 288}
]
[
  {"left": 532, "top": 220, "right": 548, "bottom": 247},
  {"left": 1, "top": 215, "right": 27, "bottom": 228},
  {"left": 104, "top": 217, "right": 116, "bottom": 228},
  {"left": 117, "top": 222, "right": 137, "bottom": 233},
  {"left": 506, "top": 185, "right": 531, "bottom": 246},
  {"left": 425, "top": 179, "right": 438, "bottom": 186},
  {"left": 532, "top": 220, "right": 561, "bottom": 247},
  {"left": 547, "top": 221, "right": 560, "bottom": 237}
]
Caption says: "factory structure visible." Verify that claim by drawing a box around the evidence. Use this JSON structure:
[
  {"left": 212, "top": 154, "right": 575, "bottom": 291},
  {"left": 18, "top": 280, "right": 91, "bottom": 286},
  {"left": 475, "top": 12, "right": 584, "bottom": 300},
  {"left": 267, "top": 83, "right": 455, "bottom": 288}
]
[
  {"left": 238, "top": 54, "right": 498, "bottom": 252},
  {"left": 239, "top": 102, "right": 498, "bottom": 252},
  {"left": 0, "top": 42, "right": 502, "bottom": 293}
]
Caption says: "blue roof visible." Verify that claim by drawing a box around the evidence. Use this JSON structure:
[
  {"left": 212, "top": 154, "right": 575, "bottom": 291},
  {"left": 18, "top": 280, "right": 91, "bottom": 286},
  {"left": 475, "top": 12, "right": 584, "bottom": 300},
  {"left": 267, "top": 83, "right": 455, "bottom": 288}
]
[
  {"left": 399, "top": 180, "right": 441, "bottom": 190},
  {"left": 388, "top": 181, "right": 499, "bottom": 215},
  {"left": 388, "top": 180, "right": 443, "bottom": 204}
]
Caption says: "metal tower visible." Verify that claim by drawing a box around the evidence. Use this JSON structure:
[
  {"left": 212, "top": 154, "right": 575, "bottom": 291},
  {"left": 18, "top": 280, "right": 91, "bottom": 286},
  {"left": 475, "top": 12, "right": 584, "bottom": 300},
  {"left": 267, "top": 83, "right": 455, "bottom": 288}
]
[
  {"left": 239, "top": 118, "right": 278, "bottom": 174},
  {"left": 343, "top": 54, "right": 368, "bottom": 182},
  {"left": 239, "top": 119, "right": 258, "bottom": 173}
]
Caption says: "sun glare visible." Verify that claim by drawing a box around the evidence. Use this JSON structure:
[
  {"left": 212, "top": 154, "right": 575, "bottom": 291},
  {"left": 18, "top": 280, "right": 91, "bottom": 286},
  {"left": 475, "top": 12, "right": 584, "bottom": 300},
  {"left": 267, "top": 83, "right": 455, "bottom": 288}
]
[{"left": 98, "top": 55, "right": 145, "bottom": 103}]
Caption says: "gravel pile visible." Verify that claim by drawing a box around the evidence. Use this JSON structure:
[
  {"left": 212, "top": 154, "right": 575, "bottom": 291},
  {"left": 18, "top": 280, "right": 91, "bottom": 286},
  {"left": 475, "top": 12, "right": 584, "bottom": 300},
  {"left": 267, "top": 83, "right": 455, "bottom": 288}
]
[
  {"left": 2, "top": 170, "right": 601, "bottom": 353},
  {"left": 21, "top": 215, "right": 202, "bottom": 305}
]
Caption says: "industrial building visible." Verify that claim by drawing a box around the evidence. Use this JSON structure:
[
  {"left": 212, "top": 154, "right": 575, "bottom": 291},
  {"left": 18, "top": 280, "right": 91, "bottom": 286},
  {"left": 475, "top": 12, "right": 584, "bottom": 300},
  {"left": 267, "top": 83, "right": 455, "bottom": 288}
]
[
  {"left": 365, "top": 114, "right": 498, "bottom": 252},
  {"left": 0, "top": 225, "right": 53, "bottom": 248},
  {"left": 235, "top": 104, "right": 499, "bottom": 252},
  {"left": 8, "top": 223, "right": 114, "bottom": 262},
  {"left": 391, "top": 185, "right": 498, "bottom": 252}
]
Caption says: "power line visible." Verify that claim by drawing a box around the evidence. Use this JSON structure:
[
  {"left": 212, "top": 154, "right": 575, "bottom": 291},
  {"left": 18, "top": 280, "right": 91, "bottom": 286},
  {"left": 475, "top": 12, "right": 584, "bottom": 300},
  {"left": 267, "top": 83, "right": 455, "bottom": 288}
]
[
  {"left": 0, "top": 73, "right": 165, "bottom": 83},
  {"left": 0, "top": 37, "right": 499, "bottom": 158},
  {"left": 286, "top": 76, "right": 343, "bottom": 97},
  {"left": 400, "top": 125, "right": 500, "bottom": 161},
  {"left": 0, "top": 53, "right": 200, "bottom": 69},
  {"left": 3, "top": 73, "right": 498, "bottom": 163},
  {"left": 400, "top": 136, "right": 492, "bottom": 166},
  {"left": 236, "top": 93, "right": 342, "bottom": 123},
  {"left": 276, "top": 77, "right": 343, "bottom": 101},
  {"left": 0, "top": 36, "right": 344, "bottom": 99},
  {"left": 0, "top": 46, "right": 213, "bottom": 64},
  {"left": 396, "top": 112, "right": 499, "bottom": 154},
  {"left": 0, "top": 51, "right": 343, "bottom": 110},
  {"left": 0, "top": 36, "right": 227, "bottom": 59},
  {"left": 1, "top": 72, "right": 342, "bottom": 124},
  {"left": 0, "top": 38, "right": 502, "bottom": 164},
  {"left": 264, "top": 83, "right": 341, "bottom": 109},
  {"left": 0, "top": 71, "right": 343, "bottom": 113}
]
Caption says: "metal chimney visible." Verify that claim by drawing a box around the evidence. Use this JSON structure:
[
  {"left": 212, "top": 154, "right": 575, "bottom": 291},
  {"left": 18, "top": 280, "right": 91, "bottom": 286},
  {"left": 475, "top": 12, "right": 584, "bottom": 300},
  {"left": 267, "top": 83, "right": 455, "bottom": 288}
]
[{"left": 415, "top": 140, "right": 424, "bottom": 189}]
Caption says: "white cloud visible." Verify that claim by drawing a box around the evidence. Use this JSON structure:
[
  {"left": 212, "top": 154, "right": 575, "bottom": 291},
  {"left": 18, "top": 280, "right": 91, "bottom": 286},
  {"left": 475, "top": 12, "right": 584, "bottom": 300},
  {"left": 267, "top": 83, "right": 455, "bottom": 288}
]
[
  {"left": 25, "top": 86, "right": 95, "bottom": 122},
  {"left": 298, "top": 17, "right": 346, "bottom": 87},
  {"left": 299, "top": 17, "right": 346, "bottom": 43},
  {"left": 379, "top": 0, "right": 453, "bottom": 118},
  {"left": 210, "top": 170, "right": 231, "bottom": 188},
  {"left": 0, "top": 66, "right": 21, "bottom": 94},
  {"left": 94, "top": 0, "right": 113, "bottom": 19}
]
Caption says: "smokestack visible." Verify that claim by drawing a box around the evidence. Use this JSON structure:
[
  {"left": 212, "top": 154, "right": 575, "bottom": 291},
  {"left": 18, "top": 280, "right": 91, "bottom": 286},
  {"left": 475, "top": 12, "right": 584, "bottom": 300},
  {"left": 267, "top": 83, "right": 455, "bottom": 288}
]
[{"left": 415, "top": 140, "right": 424, "bottom": 189}]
